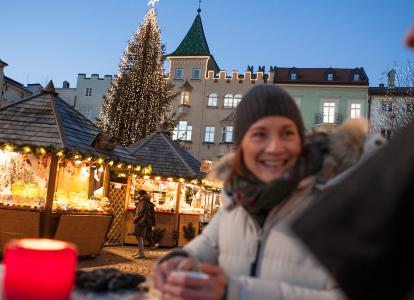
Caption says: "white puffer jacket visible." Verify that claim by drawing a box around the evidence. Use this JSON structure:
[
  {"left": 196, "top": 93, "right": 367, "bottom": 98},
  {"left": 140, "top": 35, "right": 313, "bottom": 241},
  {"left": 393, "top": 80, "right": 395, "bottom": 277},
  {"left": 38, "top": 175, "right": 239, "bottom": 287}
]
[
  {"left": 185, "top": 177, "right": 345, "bottom": 300},
  {"left": 182, "top": 119, "right": 384, "bottom": 300}
]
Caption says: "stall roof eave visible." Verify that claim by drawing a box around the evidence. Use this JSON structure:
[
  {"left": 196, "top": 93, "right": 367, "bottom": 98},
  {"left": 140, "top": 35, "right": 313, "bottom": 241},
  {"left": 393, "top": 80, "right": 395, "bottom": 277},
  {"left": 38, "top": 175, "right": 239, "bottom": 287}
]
[
  {"left": 0, "top": 81, "right": 138, "bottom": 165},
  {"left": 127, "top": 131, "right": 203, "bottom": 180}
]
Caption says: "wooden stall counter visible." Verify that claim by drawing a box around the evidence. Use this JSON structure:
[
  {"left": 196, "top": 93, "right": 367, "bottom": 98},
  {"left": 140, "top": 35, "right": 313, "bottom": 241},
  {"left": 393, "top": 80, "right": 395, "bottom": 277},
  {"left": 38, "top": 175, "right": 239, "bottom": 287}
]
[
  {"left": 0, "top": 207, "right": 42, "bottom": 253},
  {"left": 124, "top": 209, "right": 177, "bottom": 247},
  {"left": 53, "top": 213, "right": 113, "bottom": 257},
  {"left": 0, "top": 206, "right": 112, "bottom": 256},
  {"left": 178, "top": 213, "right": 201, "bottom": 247}
]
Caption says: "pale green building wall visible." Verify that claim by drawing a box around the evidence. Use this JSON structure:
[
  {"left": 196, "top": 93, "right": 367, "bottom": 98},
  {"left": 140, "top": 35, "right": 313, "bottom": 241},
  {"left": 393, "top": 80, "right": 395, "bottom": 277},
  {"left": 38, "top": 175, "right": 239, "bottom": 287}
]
[{"left": 281, "top": 84, "right": 368, "bottom": 130}]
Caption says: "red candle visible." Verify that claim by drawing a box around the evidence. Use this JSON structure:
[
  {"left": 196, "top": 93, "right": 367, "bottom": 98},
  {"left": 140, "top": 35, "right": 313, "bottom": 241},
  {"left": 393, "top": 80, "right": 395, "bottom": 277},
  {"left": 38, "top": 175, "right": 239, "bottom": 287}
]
[{"left": 3, "top": 239, "right": 77, "bottom": 300}]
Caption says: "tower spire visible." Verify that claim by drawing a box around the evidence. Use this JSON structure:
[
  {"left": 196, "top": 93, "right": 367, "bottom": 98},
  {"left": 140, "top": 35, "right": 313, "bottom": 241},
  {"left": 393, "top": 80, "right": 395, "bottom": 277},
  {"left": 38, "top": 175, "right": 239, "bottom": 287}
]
[{"left": 197, "top": 0, "right": 201, "bottom": 13}]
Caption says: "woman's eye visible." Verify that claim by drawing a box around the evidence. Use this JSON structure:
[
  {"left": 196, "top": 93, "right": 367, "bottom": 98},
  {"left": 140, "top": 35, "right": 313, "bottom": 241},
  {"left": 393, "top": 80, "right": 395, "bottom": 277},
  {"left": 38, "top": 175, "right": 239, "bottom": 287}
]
[
  {"left": 282, "top": 130, "right": 295, "bottom": 137},
  {"left": 252, "top": 132, "right": 265, "bottom": 138}
]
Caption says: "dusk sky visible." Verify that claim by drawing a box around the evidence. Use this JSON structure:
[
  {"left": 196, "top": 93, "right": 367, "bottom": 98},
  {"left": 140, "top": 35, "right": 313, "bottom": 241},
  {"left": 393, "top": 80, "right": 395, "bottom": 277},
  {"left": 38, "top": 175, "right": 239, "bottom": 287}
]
[{"left": 1, "top": 0, "right": 414, "bottom": 88}]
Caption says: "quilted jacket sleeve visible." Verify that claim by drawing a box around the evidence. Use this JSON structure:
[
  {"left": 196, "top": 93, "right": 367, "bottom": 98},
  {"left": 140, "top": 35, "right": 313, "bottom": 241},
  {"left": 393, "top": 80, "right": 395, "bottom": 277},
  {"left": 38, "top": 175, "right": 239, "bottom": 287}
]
[{"left": 226, "top": 275, "right": 346, "bottom": 300}]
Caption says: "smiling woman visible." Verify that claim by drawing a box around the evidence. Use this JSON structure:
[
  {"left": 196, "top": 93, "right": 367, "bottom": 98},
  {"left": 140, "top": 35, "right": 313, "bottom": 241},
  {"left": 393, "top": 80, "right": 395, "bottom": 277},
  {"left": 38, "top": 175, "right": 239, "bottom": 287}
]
[{"left": 153, "top": 85, "right": 372, "bottom": 300}]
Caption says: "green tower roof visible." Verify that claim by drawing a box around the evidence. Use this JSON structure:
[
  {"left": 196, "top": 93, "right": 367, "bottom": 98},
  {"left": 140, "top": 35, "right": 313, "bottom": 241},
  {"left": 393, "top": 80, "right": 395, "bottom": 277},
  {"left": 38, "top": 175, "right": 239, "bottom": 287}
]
[{"left": 169, "top": 13, "right": 211, "bottom": 56}]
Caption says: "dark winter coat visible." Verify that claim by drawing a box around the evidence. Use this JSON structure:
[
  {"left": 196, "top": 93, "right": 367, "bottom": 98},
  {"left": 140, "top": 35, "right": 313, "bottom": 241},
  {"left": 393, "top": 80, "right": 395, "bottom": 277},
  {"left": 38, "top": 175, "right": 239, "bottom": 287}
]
[
  {"left": 292, "top": 121, "right": 414, "bottom": 300},
  {"left": 133, "top": 194, "right": 155, "bottom": 237}
]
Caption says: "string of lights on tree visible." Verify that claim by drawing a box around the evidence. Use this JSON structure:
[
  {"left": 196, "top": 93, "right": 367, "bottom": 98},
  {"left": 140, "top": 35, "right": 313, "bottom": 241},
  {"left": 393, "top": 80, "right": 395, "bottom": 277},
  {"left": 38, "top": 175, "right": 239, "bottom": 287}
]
[{"left": 97, "top": 5, "right": 177, "bottom": 146}]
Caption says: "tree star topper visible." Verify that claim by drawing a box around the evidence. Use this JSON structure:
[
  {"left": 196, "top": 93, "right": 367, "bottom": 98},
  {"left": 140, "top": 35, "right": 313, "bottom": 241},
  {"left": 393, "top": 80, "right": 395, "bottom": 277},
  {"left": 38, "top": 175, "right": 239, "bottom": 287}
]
[{"left": 148, "top": 0, "right": 159, "bottom": 8}]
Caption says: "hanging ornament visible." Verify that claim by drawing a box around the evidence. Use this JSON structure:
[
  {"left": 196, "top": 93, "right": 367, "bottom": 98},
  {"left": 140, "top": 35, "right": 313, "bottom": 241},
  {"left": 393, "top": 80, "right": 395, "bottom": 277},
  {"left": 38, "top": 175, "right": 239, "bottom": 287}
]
[
  {"left": 66, "top": 161, "right": 74, "bottom": 176},
  {"left": 94, "top": 169, "right": 100, "bottom": 182},
  {"left": 80, "top": 166, "right": 90, "bottom": 179}
]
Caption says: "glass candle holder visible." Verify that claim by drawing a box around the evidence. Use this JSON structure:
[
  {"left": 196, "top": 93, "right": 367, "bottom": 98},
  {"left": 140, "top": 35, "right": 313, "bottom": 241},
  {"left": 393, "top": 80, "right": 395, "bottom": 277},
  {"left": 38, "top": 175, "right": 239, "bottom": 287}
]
[{"left": 3, "top": 238, "right": 77, "bottom": 300}]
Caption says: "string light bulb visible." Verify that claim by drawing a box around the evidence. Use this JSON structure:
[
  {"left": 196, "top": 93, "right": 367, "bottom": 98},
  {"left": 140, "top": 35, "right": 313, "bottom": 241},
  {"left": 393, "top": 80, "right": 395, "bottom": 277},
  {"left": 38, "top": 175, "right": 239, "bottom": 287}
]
[{"left": 23, "top": 147, "right": 31, "bottom": 154}]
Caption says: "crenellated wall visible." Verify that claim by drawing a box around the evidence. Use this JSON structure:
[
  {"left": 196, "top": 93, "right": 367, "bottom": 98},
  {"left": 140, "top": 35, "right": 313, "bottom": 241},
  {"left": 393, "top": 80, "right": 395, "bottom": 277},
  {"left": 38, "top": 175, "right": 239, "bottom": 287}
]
[
  {"left": 57, "top": 73, "right": 112, "bottom": 122},
  {"left": 168, "top": 57, "right": 368, "bottom": 163},
  {"left": 206, "top": 70, "right": 272, "bottom": 83}
]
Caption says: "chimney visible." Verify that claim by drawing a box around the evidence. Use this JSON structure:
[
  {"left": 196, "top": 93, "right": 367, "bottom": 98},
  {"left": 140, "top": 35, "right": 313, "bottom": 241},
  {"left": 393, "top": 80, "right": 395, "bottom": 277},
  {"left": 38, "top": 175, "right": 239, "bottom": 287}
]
[
  {"left": 379, "top": 83, "right": 384, "bottom": 87},
  {"left": 388, "top": 69, "right": 396, "bottom": 88}
]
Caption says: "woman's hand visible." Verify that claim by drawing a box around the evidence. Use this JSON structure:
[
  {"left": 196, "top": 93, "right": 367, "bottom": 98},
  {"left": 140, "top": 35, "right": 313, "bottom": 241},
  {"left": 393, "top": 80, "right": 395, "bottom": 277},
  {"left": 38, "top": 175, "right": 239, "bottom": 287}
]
[
  {"left": 153, "top": 256, "right": 199, "bottom": 290},
  {"left": 161, "top": 263, "right": 228, "bottom": 300}
]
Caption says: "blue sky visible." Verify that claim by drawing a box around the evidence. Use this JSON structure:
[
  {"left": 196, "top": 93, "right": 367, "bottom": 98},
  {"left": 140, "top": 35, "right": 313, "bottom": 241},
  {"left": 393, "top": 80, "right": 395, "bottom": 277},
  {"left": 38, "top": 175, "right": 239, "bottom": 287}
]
[{"left": 1, "top": 0, "right": 414, "bottom": 88}]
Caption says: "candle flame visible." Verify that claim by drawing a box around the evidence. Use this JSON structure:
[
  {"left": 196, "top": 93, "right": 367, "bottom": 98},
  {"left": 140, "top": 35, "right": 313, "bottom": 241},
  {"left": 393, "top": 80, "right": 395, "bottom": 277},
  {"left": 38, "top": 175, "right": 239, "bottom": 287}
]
[{"left": 18, "top": 239, "right": 69, "bottom": 250}]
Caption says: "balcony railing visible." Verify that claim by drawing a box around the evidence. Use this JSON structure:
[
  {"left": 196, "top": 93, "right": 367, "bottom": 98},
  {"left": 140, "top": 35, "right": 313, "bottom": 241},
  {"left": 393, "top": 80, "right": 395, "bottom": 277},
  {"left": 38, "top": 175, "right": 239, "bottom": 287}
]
[
  {"left": 314, "top": 113, "right": 343, "bottom": 125},
  {"left": 177, "top": 104, "right": 191, "bottom": 117}
]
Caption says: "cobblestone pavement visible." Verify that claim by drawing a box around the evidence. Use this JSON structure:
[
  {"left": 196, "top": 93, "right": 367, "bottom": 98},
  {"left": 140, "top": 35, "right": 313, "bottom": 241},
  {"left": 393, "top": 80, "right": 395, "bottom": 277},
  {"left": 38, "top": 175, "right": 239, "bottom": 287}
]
[{"left": 77, "top": 246, "right": 171, "bottom": 276}]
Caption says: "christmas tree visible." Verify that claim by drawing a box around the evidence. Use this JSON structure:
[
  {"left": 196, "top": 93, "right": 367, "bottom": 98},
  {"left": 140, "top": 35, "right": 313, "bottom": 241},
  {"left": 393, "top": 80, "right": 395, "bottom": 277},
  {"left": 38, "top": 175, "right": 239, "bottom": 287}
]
[{"left": 97, "top": 7, "right": 176, "bottom": 146}]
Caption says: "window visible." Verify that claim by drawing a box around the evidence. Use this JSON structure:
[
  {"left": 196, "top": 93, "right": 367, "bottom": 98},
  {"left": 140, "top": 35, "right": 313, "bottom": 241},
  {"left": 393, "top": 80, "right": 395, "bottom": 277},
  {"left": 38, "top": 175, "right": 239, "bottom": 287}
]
[
  {"left": 223, "top": 94, "right": 234, "bottom": 108},
  {"left": 407, "top": 102, "right": 414, "bottom": 113},
  {"left": 85, "top": 88, "right": 92, "bottom": 97},
  {"left": 192, "top": 68, "right": 201, "bottom": 80},
  {"left": 353, "top": 74, "right": 360, "bottom": 81},
  {"left": 234, "top": 94, "right": 242, "bottom": 107},
  {"left": 180, "top": 91, "right": 190, "bottom": 105},
  {"left": 350, "top": 103, "right": 361, "bottom": 119},
  {"left": 293, "top": 97, "right": 301, "bottom": 107},
  {"left": 382, "top": 101, "right": 393, "bottom": 112},
  {"left": 175, "top": 68, "right": 184, "bottom": 80},
  {"left": 208, "top": 93, "right": 218, "bottom": 107},
  {"left": 323, "top": 102, "right": 336, "bottom": 123},
  {"left": 204, "top": 126, "right": 215, "bottom": 143},
  {"left": 173, "top": 121, "right": 192, "bottom": 141},
  {"left": 290, "top": 73, "right": 297, "bottom": 80},
  {"left": 81, "top": 107, "right": 92, "bottom": 118},
  {"left": 223, "top": 94, "right": 241, "bottom": 108},
  {"left": 381, "top": 129, "right": 392, "bottom": 141},
  {"left": 327, "top": 73, "right": 333, "bottom": 81},
  {"left": 222, "top": 126, "right": 233, "bottom": 143}
]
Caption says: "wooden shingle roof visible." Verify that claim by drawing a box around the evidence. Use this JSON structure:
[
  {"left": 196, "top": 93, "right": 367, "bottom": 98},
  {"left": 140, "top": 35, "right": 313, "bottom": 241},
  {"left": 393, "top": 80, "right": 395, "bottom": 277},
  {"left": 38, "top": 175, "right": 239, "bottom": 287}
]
[
  {"left": 127, "top": 131, "right": 202, "bottom": 179},
  {"left": 0, "top": 81, "right": 137, "bottom": 164}
]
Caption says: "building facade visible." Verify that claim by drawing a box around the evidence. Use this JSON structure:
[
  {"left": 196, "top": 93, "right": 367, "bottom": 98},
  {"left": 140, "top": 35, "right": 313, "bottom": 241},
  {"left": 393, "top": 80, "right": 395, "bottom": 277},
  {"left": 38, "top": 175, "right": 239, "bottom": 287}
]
[
  {"left": 166, "top": 11, "right": 369, "bottom": 163},
  {"left": 369, "top": 70, "right": 414, "bottom": 140},
  {"left": 0, "top": 59, "right": 32, "bottom": 107},
  {"left": 56, "top": 73, "right": 112, "bottom": 122}
]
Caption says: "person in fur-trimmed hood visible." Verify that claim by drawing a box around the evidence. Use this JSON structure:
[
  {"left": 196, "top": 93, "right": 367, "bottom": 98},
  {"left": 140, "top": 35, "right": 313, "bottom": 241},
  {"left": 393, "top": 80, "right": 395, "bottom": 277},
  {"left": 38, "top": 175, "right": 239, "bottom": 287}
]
[{"left": 153, "top": 85, "right": 383, "bottom": 300}]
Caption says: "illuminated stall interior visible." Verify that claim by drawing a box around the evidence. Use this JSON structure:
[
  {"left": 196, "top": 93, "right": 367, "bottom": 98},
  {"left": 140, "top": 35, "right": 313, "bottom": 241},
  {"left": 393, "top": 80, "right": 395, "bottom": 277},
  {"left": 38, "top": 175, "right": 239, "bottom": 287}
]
[
  {"left": 126, "top": 131, "right": 208, "bottom": 246},
  {"left": 0, "top": 81, "right": 140, "bottom": 255},
  {"left": 0, "top": 148, "right": 50, "bottom": 209},
  {"left": 128, "top": 176, "right": 204, "bottom": 215}
]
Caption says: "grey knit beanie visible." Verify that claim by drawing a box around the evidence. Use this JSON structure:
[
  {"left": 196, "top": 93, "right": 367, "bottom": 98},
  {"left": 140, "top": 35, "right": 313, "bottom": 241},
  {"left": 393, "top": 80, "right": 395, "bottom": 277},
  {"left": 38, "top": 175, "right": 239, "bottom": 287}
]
[{"left": 234, "top": 85, "right": 305, "bottom": 145}]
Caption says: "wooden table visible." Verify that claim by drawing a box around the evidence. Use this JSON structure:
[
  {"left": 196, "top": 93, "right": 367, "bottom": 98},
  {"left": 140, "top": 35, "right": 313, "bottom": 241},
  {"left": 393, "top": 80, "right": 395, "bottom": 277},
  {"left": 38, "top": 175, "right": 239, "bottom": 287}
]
[{"left": 0, "top": 265, "right": 159, "bottom": 300}]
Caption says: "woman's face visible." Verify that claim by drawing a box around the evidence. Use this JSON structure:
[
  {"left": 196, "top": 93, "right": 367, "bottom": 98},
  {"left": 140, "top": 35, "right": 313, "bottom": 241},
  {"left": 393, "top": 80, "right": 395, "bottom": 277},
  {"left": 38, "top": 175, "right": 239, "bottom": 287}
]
[{"left": 240, "top": 116, "right": 302, "bottom": 183}]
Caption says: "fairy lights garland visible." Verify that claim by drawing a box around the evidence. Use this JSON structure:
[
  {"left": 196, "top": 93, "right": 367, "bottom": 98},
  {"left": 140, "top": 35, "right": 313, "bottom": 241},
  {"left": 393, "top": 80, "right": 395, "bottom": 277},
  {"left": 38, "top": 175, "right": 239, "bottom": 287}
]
[{"left": 0, "top": 142, "right": 151, "bottom": 176}]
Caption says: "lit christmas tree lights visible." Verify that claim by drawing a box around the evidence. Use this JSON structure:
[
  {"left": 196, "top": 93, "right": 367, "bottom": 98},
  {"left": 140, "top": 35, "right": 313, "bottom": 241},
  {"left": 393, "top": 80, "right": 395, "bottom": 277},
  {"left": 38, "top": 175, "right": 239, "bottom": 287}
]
[{"left": 97, "top": 7, "right": 176, "bottom": 146}]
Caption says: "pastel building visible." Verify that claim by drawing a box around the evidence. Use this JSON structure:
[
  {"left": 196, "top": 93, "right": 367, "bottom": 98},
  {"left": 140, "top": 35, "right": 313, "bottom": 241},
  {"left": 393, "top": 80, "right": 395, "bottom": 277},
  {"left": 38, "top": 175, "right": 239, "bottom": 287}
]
[
  {"left": 56, "top": 73, "right": 112, "bottom": 122},
  {"left": 166, "top": 10, "right": 369, "bottom": 163},
  {"left": 0, "top": 59, "right": 32, "bottom": 107},
  {"left": 369, "top": 70, "right": 414, "bottom": 140}
]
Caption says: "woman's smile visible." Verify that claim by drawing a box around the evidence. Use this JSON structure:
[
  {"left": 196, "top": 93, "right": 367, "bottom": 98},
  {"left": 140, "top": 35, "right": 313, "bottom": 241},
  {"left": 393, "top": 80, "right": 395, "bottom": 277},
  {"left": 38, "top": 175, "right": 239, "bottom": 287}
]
[{"left": 241, "top": 116, "right": 302, "bottom": 183}]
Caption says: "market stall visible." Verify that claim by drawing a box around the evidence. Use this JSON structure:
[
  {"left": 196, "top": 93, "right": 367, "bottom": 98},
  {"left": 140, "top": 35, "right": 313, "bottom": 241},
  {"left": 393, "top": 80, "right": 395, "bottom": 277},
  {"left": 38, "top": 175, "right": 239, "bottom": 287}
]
[
  {"left": 126, "top": 131, "right": 206, "bottom": 247},
  {"left": 0, "top": 81, "right": 140, "bottom": 256}
]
